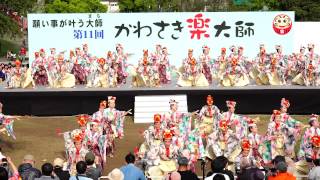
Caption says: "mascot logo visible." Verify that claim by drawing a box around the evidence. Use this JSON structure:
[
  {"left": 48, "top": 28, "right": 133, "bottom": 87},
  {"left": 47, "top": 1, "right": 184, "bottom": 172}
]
[{"left": 273, "top": 14, "right": 292, "bottom": 35}]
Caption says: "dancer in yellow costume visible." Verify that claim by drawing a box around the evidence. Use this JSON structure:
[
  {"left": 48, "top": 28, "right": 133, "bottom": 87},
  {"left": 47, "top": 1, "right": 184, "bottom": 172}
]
[
  {"left": 176, "top": 49, "right": 209, "bottom": 87},
  {"left": 52, "top": 54, "right": 76, "bottom": 88},
  {"left": 93, "top": 58, "right": 108, "bottom": 88},
  {"left": 221, "top": 47, "right": 250, "bottom": 87},
  {"left": 198, "top": 95, "right": 221, "bottom": 136},
  {"left": 252, "top": 44, "right": 270, "bottom": 85}
]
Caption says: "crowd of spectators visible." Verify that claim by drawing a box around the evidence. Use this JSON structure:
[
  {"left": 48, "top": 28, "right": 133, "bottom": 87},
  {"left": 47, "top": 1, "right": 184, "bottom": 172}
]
[{"left": 0, "top": 149, "right": 318, "bottom": 180}]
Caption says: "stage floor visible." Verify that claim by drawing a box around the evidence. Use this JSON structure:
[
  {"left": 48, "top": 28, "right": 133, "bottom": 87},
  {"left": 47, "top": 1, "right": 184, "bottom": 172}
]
[{"left": 1, "top": 82, "right": 320, "bottom": 116}]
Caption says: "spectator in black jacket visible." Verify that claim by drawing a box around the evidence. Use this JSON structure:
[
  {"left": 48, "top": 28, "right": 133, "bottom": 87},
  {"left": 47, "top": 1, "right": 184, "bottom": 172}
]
[
  {"left": 206, "top": 156, "right": 234, "bottom": 180},
  {"left": 177, "top": 156, "right": 199, "bottom": 180}
]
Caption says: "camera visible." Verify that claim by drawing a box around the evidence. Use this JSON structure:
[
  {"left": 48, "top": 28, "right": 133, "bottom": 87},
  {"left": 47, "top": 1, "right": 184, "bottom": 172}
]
[{"left": 1, "top": 158, "right": 7, "bottom": 167}]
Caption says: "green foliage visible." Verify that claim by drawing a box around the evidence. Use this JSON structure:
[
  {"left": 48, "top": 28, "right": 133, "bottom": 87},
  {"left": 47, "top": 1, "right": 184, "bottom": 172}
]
[
  {"left": 119, "top": 0, "right": 158, "bottom": 12},
  {"left": 45, "top": 0, "right": 108, "bottom": 13},
  {"left": 283, "top": 0, "right": 320, "bottom": 21},
  {"left": 0, "top": 14, "right": 21, "bottom": 38},
  {"left": 230, "top": 0, "right": 320, "bottom": 21},
  {"left": 118, "top": 0, "right": 320, "bottom": 21},
  {"left": 249, "top": 0, "right": 280, "bottom": 10},
  {"left": 0, "top": 0, "right": 36, "bottom": 38},
  {"left": 0, "top": 38, "right": 20, "bottom": 57},
  {"left": 119, "top": 0, "right": 209, "bottom": 12},
  {"left": 1, "top": 0, "right": 37, "bottom": 15}
]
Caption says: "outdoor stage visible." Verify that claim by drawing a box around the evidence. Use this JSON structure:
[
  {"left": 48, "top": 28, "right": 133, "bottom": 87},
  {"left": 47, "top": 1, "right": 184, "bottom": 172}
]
[{"left": 1, "top": 83, "right": 320, "bottom": 116}]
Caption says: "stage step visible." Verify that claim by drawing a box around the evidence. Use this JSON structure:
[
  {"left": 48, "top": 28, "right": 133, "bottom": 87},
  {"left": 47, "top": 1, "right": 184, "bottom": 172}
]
[{"left": 134, "top": 95, "right": 188, "bottom": 123}]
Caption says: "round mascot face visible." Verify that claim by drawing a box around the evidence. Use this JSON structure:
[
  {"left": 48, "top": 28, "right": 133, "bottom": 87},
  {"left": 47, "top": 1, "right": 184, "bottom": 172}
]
[{"left": 273, "top": 14, "right": 292, "bottom": 35}]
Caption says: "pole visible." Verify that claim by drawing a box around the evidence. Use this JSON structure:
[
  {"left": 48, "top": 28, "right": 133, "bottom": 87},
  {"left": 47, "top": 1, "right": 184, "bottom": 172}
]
[{"left": 201, "top": 159, "right": 206, "bottom": 180}]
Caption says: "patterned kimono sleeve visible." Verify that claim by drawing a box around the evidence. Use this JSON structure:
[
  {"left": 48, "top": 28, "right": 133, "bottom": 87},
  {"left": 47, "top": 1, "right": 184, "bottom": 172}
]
[
  {"left": 226, "top": 132, "right": 239, "bottom": 156},
  {"left": 63, "top": 131, "right": 73, "bottom": 160},
  {"left": 114, "top": 110, "right": 125, "bottom": 131},
  {"left": 159, "top": 144, "right": 167, "bottom": 159},
  {"left": 247, "top": 134, "right": 254, "bottom": 145},
  {"left": 298, "top": 129, "right": 310, "bottom": 158},
  {"left": 98, "top": 135, "right": 107, "bottom": 165},
  {"left": 287, "top": 115, "right": 301, "bottom": 128},
  {"left": 234, "top": 155, "right": 241, "bottom": 170},
  {"left": 259, "top": 134, "right": 267, "bottom": 143},
  {"left": 144, "top": 127, "right": 153, "bottom": 145},
  {"left": 198, "top": 106, "right": 206, "bottom": 119},
  {"left": 92, "top": 112, "right": 97, "bottom": 120},
  {"left": 63, "top": 132, "right": 72, "bottom": 148},
  {"left": 173, "top": 145, "right": 180, "bottom": 159},
  {"left": 233, "top": 115, "right": 244, "bottom": 139},
  {"left": 210, "top": 133, "right": 223, "bottom": 157},
  {"left": 197, "top": 137, "right": 206, "bottom": 159},
  {"left": 206, "top": 132, "right": 216, "bottom": 146},
  {"left": 3, "top": 117, "right": 16, "bottom": 140},
  {"left": 297, "top": 136, "right": 305, "bottom": 159},
  {"left": 214, "top": 107, "right": 222, "bottom": 122},
  {"left": 180, "top": 115, "right": 192, "bottom": 136},
  {"left": 266, "top": 123, "right": 274, "bottom": 140},
  {"left": 281, "top": 123, "right": 294, "bottom": 142},
  {"left": 161, "top": 113, "right": 169, "bottom": 128}
]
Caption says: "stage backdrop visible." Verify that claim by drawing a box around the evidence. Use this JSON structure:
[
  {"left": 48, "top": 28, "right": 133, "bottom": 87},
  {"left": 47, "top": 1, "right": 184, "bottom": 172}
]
[
  {"left": 28, "top": 12, "right": 294, "bottom": 66},
  {"left": 294, "top": 22, "right": 320, "bottom": 52}
]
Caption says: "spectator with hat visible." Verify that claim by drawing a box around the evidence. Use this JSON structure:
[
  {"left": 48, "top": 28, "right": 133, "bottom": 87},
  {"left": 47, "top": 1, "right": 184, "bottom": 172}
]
[
  {"left": 18, "top": 154, "right": 41, "bottom": 180},
  {"left": 53, "top": 158, "right": 70, "bottom": 180},
  {"left": 177, "top": 156, "right": 199, "bottom": 180},
  {"left": 106, "top": 168, "right": 124, "bottom": 180}
]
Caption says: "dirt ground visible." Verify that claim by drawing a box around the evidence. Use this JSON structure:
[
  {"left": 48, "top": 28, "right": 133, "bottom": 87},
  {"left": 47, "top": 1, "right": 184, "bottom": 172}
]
[{"left": 0, "top": 115, "right": 310, "bottom": 176}]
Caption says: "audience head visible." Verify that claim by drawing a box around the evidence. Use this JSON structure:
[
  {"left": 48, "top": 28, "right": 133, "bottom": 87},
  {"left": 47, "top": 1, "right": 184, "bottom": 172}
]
[
  {"left": 23, "top": 154, "right": 35, "bottom": 166},
  {"left": 309, "top": 114, "right": 319, "bottom": 127},
  {"left": 41, "top": 163, "right": 53, "bottom": 176},
  {"left": 53, "top": 158, "right": 64, "bottom": 169},
  {"left": 85, "top": 152, "right": 95, "bottom": 166},
  {"left": 177, "top": 156, "right": 189, "bottom": 171},
  {"left": 211, "top": 156, "right": 228, "bottom": 172},
  {"left": 125, "top": 153, "right": 135, "bottom": 164},
  {"left": 276, "top": 161, "right": 288, "bottom": 173},
  {"left": 178, "top": 156, "right": 189, "bottom": 167},
  {"left": 106, "top": 168, "right": 124, "bottom": 180},
  {"left": 272, "top": 155, "right": 285, "bottom": 167},
  {"left": 76, "top": 161, "right": 87, "bottom": 174}
]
